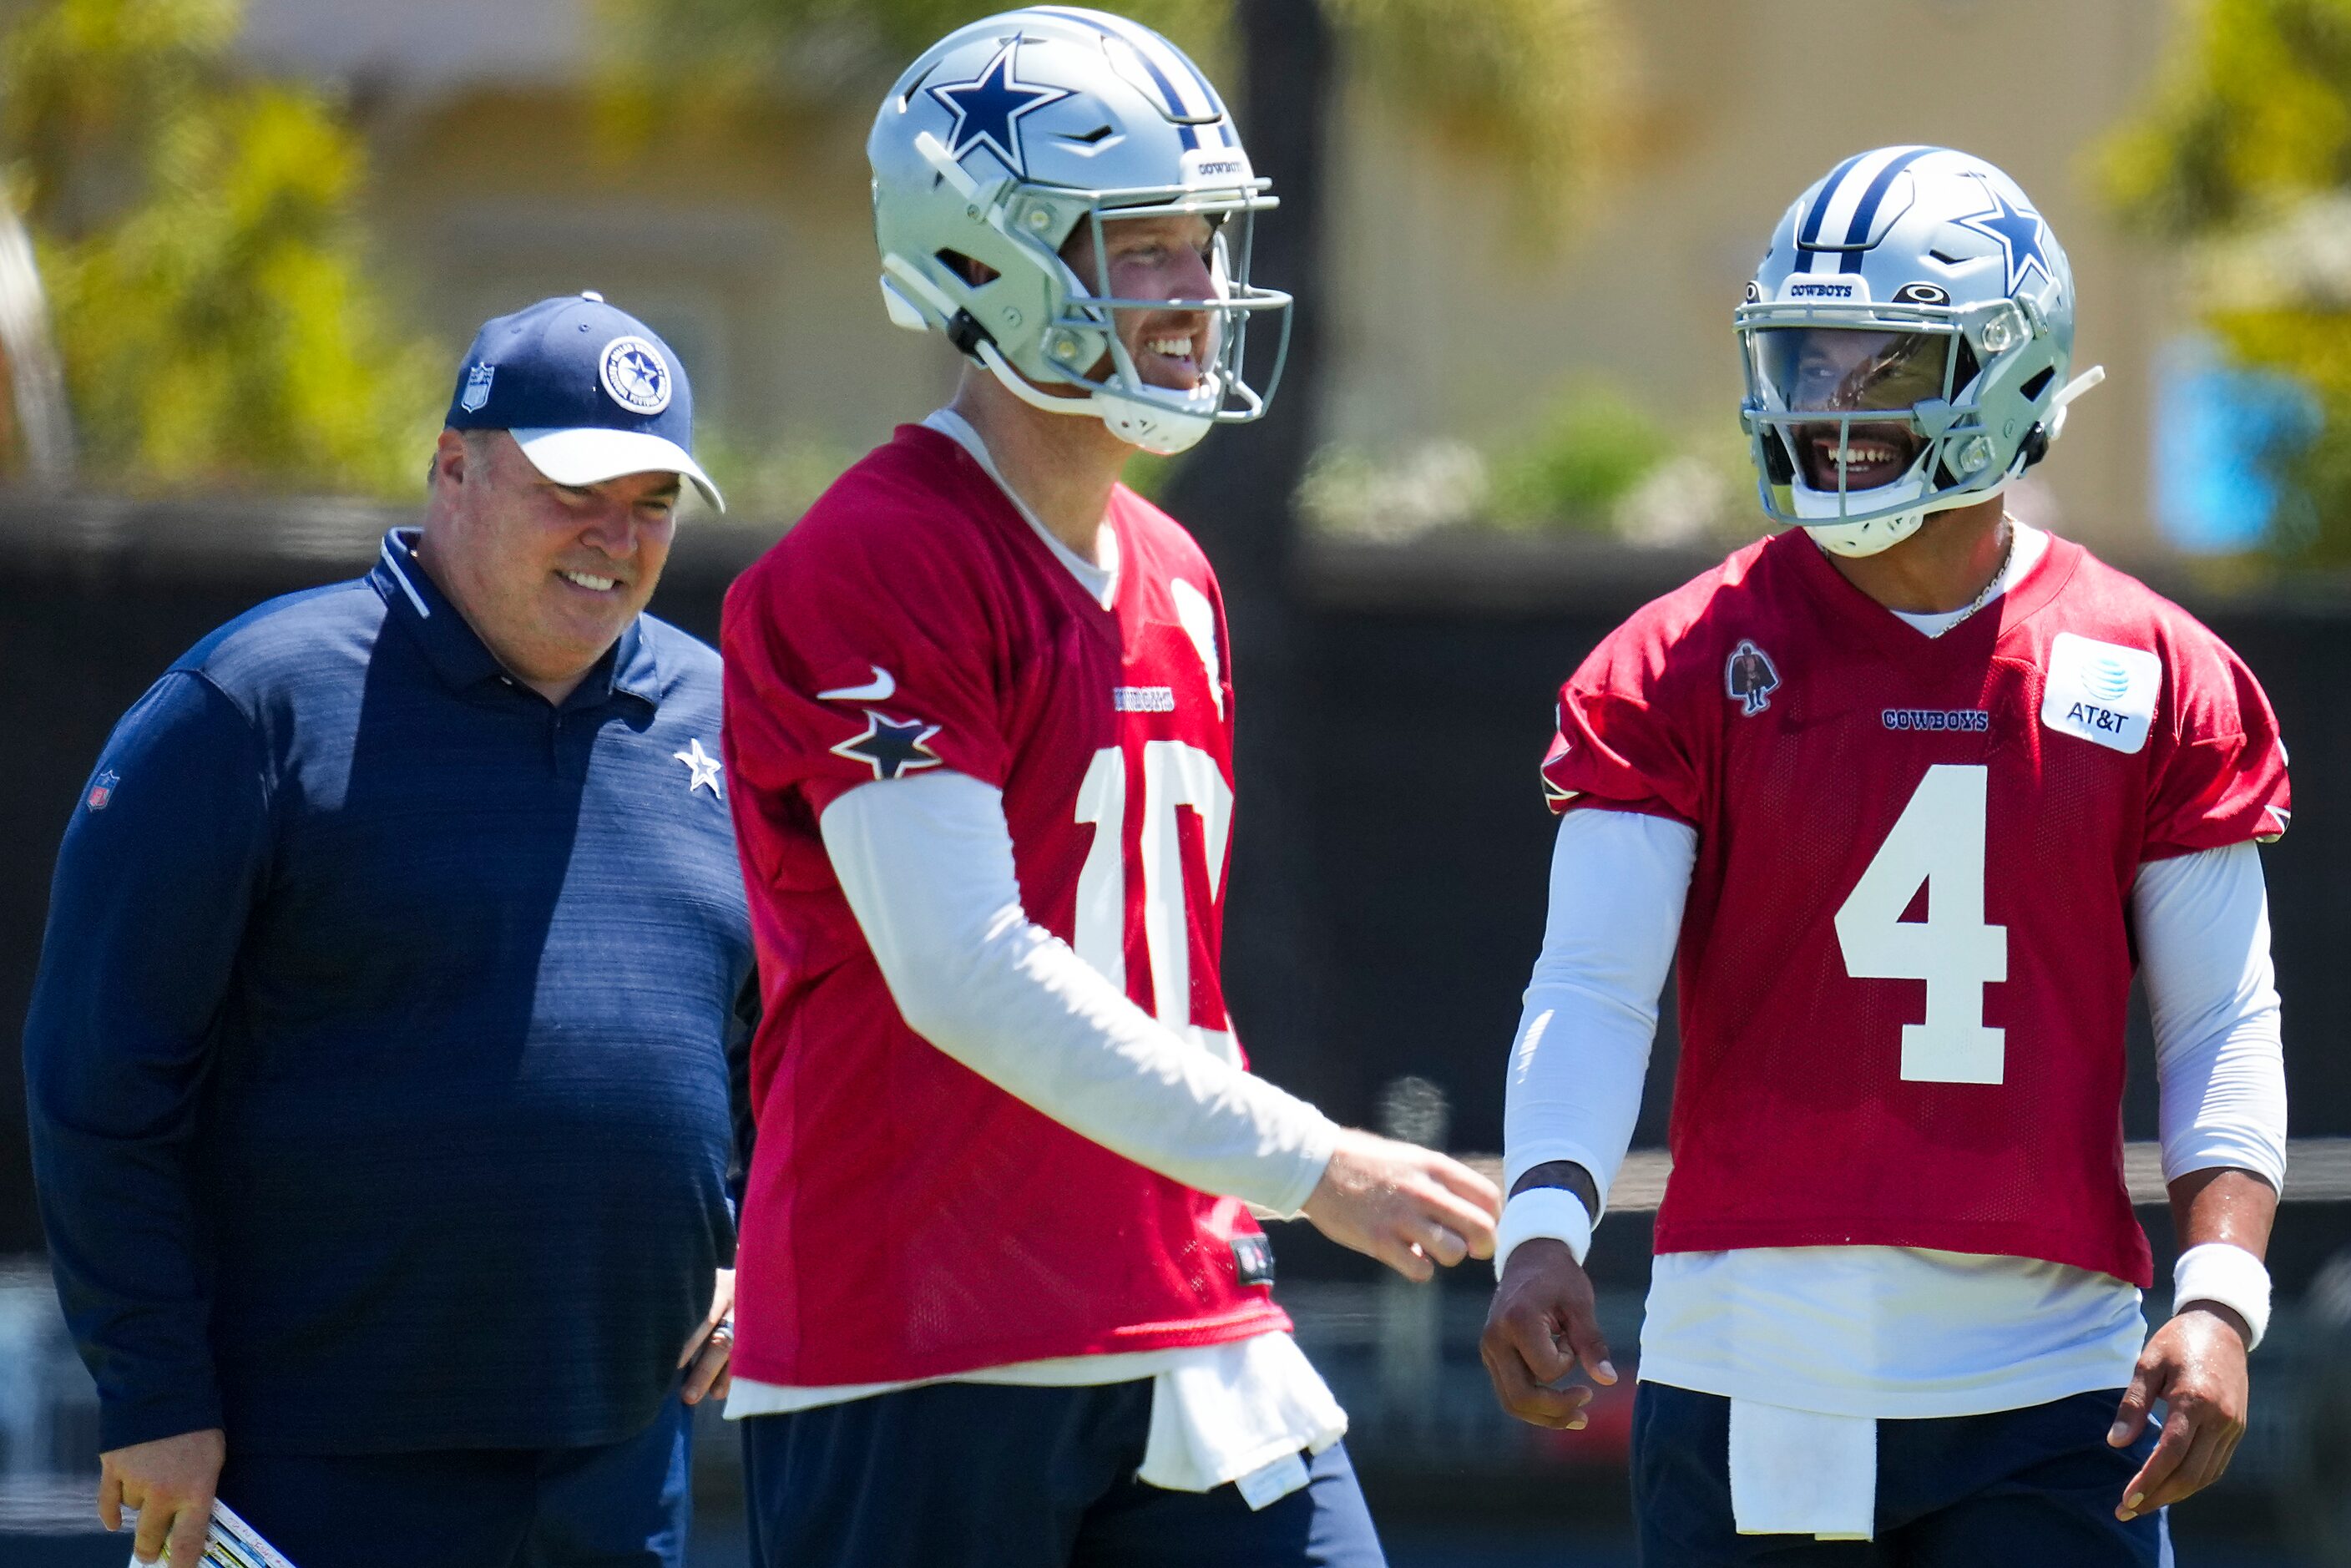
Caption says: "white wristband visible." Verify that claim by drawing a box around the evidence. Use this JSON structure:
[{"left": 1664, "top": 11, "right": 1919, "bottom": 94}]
[
  {"left": 1495, "top": 1186, "right": 1593, "bottom": 1278},
  {"left": 2172, "top": 1242, "right": 2271, "bottom": 1351}
]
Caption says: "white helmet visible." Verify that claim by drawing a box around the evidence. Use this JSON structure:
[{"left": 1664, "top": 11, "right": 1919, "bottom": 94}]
[
  {"left": 868, "top": 7, "right": 1291, "bottom": 456},
  {"left": 1737, "top": 146, "right": 2106, "bottom": 557}
]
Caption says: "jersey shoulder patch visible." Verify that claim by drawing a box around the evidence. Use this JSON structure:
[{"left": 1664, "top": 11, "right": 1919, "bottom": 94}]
[{"left": 2039, "top": 631, "right": 2161, "bottom": 755}]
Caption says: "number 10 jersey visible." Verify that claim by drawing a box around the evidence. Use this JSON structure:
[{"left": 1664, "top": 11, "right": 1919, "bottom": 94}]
[
  {"left": 720, "top": 423, "right": 1287, "bottom": 1388},
  {"left": 1540, "top": 528, "right": 2289, "bottom": 1288}
]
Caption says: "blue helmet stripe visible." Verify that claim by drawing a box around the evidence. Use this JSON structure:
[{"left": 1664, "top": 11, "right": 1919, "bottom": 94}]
[
  {"left": 1797, "top": 151, "right": 1872, "bottom": 275},
  {"left": 1838, "top": 145, "right": 1942, "bottom": 273},
  {"left": 1797, "top": 152, "right": 1870, "bottom": 249},
  {"left": 1031, "top": 4, "right": 1222, "bottom": 121},
  {"left": 1095, "top": 8, "right": 1223, "bottom": 117}
]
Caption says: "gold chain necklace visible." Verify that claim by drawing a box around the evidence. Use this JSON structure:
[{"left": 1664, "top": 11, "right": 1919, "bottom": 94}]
[{"left": 1939, "top": 518, "right": 2016, "bottom": 633}]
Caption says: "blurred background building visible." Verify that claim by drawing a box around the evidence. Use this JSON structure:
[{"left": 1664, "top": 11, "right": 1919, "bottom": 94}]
[
  {"left": 6, "top": 0, "right": 2351, "bottom": 1562},
  {"left": 233, "top": 0, "right": 2184, "bottom": 550}
]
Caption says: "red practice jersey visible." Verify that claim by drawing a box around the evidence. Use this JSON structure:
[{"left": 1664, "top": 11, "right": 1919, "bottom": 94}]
[
  {"left": 1540, "top": 529, "right": 2289, "bottom": 1287},
  {"left": 720, "top": 424, "right": 1287, "bottom": 1387}
]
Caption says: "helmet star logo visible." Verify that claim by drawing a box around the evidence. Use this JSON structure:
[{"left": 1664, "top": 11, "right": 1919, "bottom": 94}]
[
  {"left": 928, "top": 38, "right": 1070, "bottom": 179},
  {"left": 1955, "top": 185, "right": 2053, "bottom": 296}
]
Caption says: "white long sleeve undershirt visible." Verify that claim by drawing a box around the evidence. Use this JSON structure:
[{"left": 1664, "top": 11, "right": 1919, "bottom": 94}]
[
  {"left": 1504, "top": 807, "right": 2288, "bottom": 1416},
  {"left": 819, "top": 768, "right": 1339, "bottom": 1216}
]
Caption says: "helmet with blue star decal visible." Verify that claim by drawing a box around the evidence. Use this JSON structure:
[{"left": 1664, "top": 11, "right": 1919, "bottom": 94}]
[
  {"left": 868, "top": 8, "right": 1291, "bottom": 456},
  {"left": 1736, "top": 147, "right": 2106, "bottom": 558}
]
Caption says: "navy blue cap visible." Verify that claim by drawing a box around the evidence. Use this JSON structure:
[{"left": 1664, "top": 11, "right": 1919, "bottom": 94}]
[{"left": 444, "top": 292, "right": 723, "bottom": 511}]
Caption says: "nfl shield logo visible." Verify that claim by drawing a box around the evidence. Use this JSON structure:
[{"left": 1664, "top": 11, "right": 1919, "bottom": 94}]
[
  {"left": 86, "top": 769, "right": 118, "bottom": 811},
  {"left": 459, "top": 362, "right": 496, "bottom": 413}
]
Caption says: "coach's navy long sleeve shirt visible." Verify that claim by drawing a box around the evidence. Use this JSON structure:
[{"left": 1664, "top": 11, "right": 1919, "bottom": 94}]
[{"left": 23, "top": 529, "right": 752, "bottom": 1454}]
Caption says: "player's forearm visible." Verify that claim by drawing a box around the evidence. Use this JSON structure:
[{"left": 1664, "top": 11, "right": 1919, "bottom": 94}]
[
  {"left": 2166, "top": 1166, "right": 2279, "bottom": 1349},
  {"left": 1509, "top": 1161, "right": 1600, "bottom": 1215},
  {"left": 1501, "top": 808, "right": 1694, "bottom": 1212},
  {"left": 2169, "top": 1166, "right": 2278, "bottom": 1261},
  {"left": 821, "top": 772, "right": 1337, "bottom": 1215}
]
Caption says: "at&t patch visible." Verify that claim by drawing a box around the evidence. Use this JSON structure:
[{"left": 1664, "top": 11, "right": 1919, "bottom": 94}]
[{"left": 2040, "top": 632, "right": 2160, "bottom": 755}]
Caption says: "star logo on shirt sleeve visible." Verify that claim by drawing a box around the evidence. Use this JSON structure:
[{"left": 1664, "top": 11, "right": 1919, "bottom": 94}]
[
  {"left": 831, "top": 711, "right": 944, "bottom": 781},
  {"left": 673, "top": 736, "right": 725, "bottom": 798}
]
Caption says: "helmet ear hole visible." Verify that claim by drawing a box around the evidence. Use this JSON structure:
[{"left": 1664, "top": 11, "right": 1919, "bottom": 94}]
[
  {"left": 935, "top": 249, "right": 1000, "bottom": 288},
  {"left": 2018, "top": 367, "right": 2055, "bottom": 404}
]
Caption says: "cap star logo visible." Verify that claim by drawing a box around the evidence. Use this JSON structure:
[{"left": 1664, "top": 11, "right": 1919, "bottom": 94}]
[
  {"left": 928, "top": 38, "right": 1071, "bottom": 179},
  {"left": 672, "top": 737, "right": 723, "bottom": 799},
  {"left": 1955, "top": 184, "right": 2053, "bottom": 296},
  {"left": 831, "top": 711, "right": 943, "bottom": 781},
  {"left": 599, "top": 335, "right": 673, "bottom": 415}
]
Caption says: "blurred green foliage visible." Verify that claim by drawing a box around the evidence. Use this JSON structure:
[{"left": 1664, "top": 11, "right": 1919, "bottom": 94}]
[
  {"left": 1, "top": 0, "right": 439, "bottom": 494},
  {"left": 2101, "top": 0, "right": 2351, "bottom": 559},
  {"left": 1487, "top": 381, "right": 1676, "bottom": 529},
  {"left": 1297, "top": 382, "right": 1745, "bottom": 546},
  {"left": 689, "top": 423, "right": 866, "bottom": 522}
]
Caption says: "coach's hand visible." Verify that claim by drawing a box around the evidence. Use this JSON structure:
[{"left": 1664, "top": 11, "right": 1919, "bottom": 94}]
[
  {"left": 679, "top": 1267, "right": 736, "bottom": 1406},
  {"left": 1301, "top": 1130, "right": 1500, "bottom": 1282},
  {"left": 100, "top": 1426, "right": 224, "bottom": 1565},
  {"left": 2108, "top": 1304, "right": 2251, "bottom": 1520},
  {"left": 1481, "top": 1240, "right": 1615, "bottom": 1429}
]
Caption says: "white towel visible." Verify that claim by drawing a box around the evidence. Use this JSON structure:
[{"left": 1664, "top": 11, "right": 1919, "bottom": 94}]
[
  {"left": 1727, "top": 1398, "right": 1878, "bottom": 1540},
  {"left": 1137, "top": 1331, "right": 1349, "bottom": 1506}
]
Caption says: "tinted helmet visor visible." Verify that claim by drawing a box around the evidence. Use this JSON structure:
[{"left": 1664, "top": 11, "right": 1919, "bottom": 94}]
[{"left": 1750, "top": 327, "right": 1954, "bottom": 491}]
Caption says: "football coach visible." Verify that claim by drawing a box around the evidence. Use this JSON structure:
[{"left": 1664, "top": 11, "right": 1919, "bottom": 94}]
[{"left": 23, "top": 293, "right": 751, "bottom": 1568}]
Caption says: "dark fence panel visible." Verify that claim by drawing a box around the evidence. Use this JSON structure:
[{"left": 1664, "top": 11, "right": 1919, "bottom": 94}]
[{"left": 3, "top": 512, "right": 2345, "bottom": 1270}]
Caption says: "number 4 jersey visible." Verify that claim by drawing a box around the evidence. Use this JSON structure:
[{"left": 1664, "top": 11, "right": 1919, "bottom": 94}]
[
  {"left": 720, "top": 422, "right": 1287, "bottom": 1387},
  {"left": 1540, "top": 526, "right": 2288, "bottom": 1288}
]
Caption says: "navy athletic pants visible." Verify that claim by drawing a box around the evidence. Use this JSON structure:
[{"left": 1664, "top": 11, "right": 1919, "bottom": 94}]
[
  {"left": 738, "top": 1378, "right": 1388, "bottom": 1567},
  {"left": 213, "top": 1390, "right": 693, "bottom": 1568},
  {"left": 1631, "top": 1382, "right": 2170, "bottom": 1565}
]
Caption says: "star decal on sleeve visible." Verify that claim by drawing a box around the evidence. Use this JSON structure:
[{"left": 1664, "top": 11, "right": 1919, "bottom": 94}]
[
  {"left": 1954, "top": 183, "right": 2053, "bottom": 296},
  {"left": 830, "top": 711, "right": 944, "bottom": 781},
  {"left": 927, "top": 38, "right": 1071, "bottom": 178}
]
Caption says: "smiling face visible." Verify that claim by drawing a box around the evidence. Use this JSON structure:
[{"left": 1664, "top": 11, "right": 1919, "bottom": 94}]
[
  {"left": 417, "top": 429, "right": 680, "bottom": 698},
  {"left": 1756, "top": 327, "right": 1954, "bottom": 493},
  {"left": 1059, "top": 210, "right": 1222, "bottom": 395}
]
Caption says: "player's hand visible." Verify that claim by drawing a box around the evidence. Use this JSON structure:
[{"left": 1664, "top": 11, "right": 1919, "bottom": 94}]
[
  {"left": 99, "top": 1426, "right": 224, "bottom": 1565},
  {"left": 1480, "top": 1239, "right": 1616, "bottom": 1429},
  {"left": 678, "top": 1266, "right": 736, "bottom": 1406},
  {"left": 2108, "top": 1304, "right": 2251, "bottom": 1520},
  {"left": 1300, "top": 1129, "right": 1500, "bottom": 1282}
]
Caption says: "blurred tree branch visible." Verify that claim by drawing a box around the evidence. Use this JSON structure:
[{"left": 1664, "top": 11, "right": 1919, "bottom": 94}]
[{"left": 0, "top": 0, "right": 440, "bottom": 495}]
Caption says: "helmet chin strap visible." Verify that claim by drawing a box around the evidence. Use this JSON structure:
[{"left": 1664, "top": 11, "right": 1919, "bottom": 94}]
[
  {"left": 969, "top": 337, "right": 1216, "bottom": 456},
  {"left": 1802, "top": 471, "right": 2020, "bottom": 559}
]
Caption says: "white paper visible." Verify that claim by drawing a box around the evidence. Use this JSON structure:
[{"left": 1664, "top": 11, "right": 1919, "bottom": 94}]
[{"left": 124, "top": 1497, "right": 299, "bottom": 1568}]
